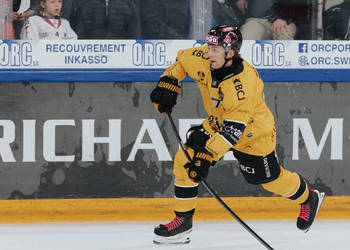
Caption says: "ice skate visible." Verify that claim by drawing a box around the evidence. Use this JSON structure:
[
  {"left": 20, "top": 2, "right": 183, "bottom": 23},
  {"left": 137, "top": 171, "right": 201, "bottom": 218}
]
[
  {"left": 153, "top": 215, "right": 192, "bottom": 244},
  {"left": 297, "top": 189, "right": 325, "bottom": 232}
]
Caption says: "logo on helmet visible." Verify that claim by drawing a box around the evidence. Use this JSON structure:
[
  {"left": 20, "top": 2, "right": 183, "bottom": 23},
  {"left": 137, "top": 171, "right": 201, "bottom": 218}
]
[
  {"left": 221, "top": 27, "right": 235, "bottom": 32},
  {"left": 224, "top": 34, "right": 233, "bottom": 44},
  {"left": 205, "top": 35, "right": 219, "bottom": 45}
]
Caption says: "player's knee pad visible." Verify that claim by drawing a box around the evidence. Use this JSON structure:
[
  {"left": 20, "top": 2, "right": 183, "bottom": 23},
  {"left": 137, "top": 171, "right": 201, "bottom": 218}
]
[{"left": 233, "top": 150, "right": 281, "bottom": 185}]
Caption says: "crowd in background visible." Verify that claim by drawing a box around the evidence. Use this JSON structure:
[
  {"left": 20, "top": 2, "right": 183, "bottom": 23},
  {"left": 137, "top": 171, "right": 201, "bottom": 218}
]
[{"left": 1, "top": 0, "right": 350, "bottom": 40}]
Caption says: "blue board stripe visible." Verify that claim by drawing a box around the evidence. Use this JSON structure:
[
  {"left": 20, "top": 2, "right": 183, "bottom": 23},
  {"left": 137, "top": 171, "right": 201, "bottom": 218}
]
[{"left": 0, "top": 69, "right": 349, "bottom": 82}]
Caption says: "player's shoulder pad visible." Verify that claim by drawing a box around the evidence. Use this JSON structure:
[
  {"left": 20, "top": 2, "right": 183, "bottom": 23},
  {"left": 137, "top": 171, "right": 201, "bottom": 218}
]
[{"left": 177, "top": 45, "right": 209, "bottom": 61}]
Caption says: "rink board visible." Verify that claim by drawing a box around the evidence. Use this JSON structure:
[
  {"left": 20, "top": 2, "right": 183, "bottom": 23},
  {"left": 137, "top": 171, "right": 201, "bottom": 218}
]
[
  {"left": 0, "top": 39, "right": 349, "bottom": 223},
  {"left": 2, "top": 40, "right": 350, "bottom": 82},
  {"left": 0, "top": 196, "right": 348, "bottom": 223},
  {"left": 0, "top": 81, "right": 348, "bottom": 201}
]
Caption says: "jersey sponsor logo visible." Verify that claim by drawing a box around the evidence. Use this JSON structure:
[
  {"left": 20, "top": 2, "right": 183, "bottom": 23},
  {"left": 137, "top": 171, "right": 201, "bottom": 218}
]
[
  {"left": 233, "top": 78, "right": 245, "bottom": 101},
  {"left": 191, "top": 49, "right": 209, "bottom": 60},
  {"left": 240, "top": 164, "right": 255, "bottom": 174},
  {"left": 220, "top": 120, "right": 245, "bottom": 145},
  {"left": 196, "top": 71, "right": 207, "bottom": 86},
  {"left": 223, "top": 125, "right": 242, "bottom": 139},
  {"left": 263, "top": 157, "right": 271, "bottom": 178},
  {"left": 197, "top": 71, "right": 205, "bottom": 80}
]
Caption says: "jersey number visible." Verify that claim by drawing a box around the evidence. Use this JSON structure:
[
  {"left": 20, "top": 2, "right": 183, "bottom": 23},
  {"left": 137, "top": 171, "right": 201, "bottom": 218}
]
[{"left": 211, "top": 97, "right": 221, "bottom": 108}]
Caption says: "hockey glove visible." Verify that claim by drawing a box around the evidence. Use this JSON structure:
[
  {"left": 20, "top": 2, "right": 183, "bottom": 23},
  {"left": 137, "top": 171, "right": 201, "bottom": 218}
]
[
  {"left": 150, "top": 76, "right": 181, "bottom": 114},
  {"left": 185, "top": 125, "right": 211, "bottom": 152},
  {"left": 185, "top": 150, "right": 214, "bottom": 183}
]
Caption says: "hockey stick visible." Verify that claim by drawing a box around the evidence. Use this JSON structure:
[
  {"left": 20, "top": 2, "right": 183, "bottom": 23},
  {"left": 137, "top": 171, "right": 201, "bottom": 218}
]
[{"left": 166, "top": 112, "right": 274, "bottom": 250}]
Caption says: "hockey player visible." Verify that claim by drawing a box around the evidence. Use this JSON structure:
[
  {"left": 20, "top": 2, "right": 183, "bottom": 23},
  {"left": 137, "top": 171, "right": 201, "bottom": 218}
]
[
  {"left": 150, "top": 24, "right": 325, "bottom": 244},
  {"left": 21, "top": 0, "right": 77, "bottom": 40}
]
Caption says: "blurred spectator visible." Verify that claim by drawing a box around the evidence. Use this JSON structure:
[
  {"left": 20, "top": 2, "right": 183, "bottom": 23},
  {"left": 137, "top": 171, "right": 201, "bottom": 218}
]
[
  {"left": 137, "top": 0, "right": 190, "bottom": 39},
  {"left": 325, "top": 0, "right": 344, "bottom": 10},
  {"left": 212, "top": 0, "right": 244, "bottom": 28},
  {"left": 136, "top": 0, "right": 163, "bottom": 39},
  {"left": 236, "top": 0, "right": 275, "bottom": 19},
  {"left": 70, "top": 0, "right": 141, "bottom": 39},
  {"left": 13, "top": 0, "right": 37, "bottom": 39},
  {"left": 61, "top": 0, "right": 74, "bottom": 19},
  {"left": 0, "top": 0, "right": 15, "bottom": 39},
  {"left": 240, "top": 0, "right": 311, "bottom": 40},
  {"left": 324, "top": 0, "right": 350, "bottom": 39},
  {"left": 21, "top": 0, "right": 77, "bottom": 39}
]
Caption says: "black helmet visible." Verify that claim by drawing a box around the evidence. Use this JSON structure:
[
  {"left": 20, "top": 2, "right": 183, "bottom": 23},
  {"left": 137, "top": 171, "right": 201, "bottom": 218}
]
[{"left": 205, "top": 24, "right": 243, "bottom": 53}]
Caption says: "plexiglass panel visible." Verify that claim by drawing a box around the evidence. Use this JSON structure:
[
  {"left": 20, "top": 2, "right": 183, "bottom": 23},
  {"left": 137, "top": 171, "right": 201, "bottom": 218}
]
[{"left": 4, "top": 0, "right": 350, "bottom": 40}]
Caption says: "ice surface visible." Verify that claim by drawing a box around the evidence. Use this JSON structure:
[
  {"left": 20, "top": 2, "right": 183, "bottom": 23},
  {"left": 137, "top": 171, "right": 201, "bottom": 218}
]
[{"left": 0, "top": 220, "right": 349, "bottom": 250}]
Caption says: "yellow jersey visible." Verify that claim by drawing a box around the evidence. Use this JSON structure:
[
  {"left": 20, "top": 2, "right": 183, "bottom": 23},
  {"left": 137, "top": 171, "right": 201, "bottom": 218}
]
[{"left": 162, "top": 46, "right": 276, "bottom": 158}]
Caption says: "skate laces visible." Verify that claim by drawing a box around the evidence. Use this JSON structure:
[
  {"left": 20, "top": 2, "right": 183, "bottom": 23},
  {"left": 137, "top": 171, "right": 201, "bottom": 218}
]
[
  {"left": 165, "top": 216, "right": 184, "bottom": 231},
  {"left": 299, "top": 203, "right": 310, "bottom": 221}
]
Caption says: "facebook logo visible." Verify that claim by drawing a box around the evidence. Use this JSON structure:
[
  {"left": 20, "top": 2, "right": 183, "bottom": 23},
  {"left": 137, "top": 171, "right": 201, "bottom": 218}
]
[{"left": 299, "top": 43, "right": 308, "bottom": 53}]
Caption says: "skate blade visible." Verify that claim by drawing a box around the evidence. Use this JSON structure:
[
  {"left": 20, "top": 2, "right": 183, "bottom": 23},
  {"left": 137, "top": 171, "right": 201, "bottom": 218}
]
[
  {"left": 304, "top": 191, "right": 325, "bottom": 233},
  {"left": 153, "top": 229, "right": 191, "bottom": 245},
  {"left": 153, "top": 239, "right": 190, "bottom": 245}
]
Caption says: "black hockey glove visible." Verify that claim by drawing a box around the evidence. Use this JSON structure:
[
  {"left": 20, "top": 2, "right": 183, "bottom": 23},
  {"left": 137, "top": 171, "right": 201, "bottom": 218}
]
[
  {"left": 150, "top": 76, "right": 181, "bottom": 114},
  {"left": 185, "top": 125, "right": 211, "bottom": 152},
  {"left": 185, "top": 149, "right": 214, "bottom": 183}
]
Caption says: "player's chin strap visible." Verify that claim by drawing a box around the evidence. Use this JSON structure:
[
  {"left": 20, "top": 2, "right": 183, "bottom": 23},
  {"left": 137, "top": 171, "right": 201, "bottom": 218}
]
[
  {"left": 166, "top": 112, "right": 275, "bottom": 250},
  {"left": 223, "top": 56, "right": 233, "bottom": 68},
  {"left": 219, "top": 49, "right": 235, "bottom": 70}
]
